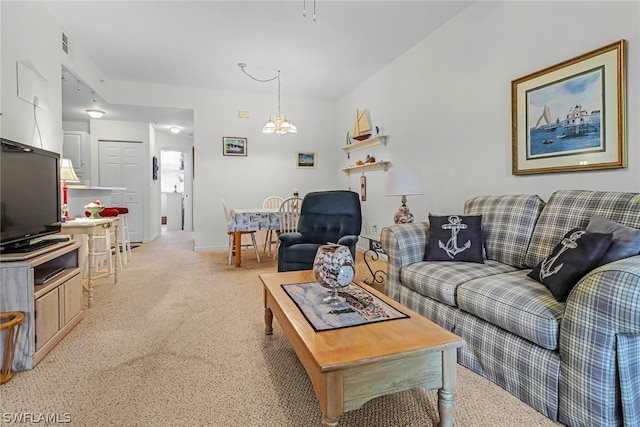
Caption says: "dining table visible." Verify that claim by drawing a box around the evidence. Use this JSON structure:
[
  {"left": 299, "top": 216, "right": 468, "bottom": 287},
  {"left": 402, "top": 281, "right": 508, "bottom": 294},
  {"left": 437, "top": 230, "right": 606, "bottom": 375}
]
[{"left": 228, "top": 208, "right": 281, "bottom": 267}]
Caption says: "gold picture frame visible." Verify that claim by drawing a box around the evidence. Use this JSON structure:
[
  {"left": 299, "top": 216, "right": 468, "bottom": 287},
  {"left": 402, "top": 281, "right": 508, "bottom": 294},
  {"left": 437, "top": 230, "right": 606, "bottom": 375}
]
[{"left": 511, "top": 40, "right": 626, "bottom": 175}]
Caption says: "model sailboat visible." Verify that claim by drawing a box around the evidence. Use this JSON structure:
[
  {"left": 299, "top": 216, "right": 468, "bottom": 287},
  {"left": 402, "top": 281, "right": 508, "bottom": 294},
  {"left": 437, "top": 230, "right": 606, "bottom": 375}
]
[{"left": 350, "top": 109, "right": 372, "bottom": 141}]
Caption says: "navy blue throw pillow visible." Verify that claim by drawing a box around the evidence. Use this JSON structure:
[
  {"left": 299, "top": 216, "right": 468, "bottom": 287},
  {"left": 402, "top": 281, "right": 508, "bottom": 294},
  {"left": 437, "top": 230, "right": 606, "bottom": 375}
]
[
  {"left": 528, "top": 228, "right": 613, "bottom": 301},
  {"left": 586, "top": 215, "right": 640, "bottom": 267},
  {"left": 427, "top": 214, "right": 484, "bottom": 263}
]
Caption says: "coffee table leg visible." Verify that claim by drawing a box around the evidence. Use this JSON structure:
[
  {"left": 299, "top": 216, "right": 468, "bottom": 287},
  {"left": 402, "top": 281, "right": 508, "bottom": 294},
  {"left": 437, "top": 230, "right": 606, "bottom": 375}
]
[
  {"left": 438, "top": 348, "right": 458, "bottom": 427},
  {"left": 264, "top": 307, "right": 273, "bottom": 335},
  {"left": 321, "top": 371, "right": 343, "bottom": 427}
]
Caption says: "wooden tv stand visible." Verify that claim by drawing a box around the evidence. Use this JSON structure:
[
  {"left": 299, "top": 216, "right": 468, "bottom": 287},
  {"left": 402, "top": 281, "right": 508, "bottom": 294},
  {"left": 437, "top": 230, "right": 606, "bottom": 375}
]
[{"left": 0, "top": 240, "right": 84, "bottom": 371}]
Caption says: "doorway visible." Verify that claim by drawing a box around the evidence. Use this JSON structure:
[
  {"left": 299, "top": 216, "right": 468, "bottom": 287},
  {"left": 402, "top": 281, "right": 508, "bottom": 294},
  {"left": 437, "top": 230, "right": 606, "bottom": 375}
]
[{"left": 161, "top": 150, "right": 188, "bottom": 231}]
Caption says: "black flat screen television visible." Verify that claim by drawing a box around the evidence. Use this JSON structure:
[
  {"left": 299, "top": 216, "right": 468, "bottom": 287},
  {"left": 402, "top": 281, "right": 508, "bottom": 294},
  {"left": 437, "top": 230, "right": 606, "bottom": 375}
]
[{"left": 1, "top": 138, "right": 62, "bottom": 253}]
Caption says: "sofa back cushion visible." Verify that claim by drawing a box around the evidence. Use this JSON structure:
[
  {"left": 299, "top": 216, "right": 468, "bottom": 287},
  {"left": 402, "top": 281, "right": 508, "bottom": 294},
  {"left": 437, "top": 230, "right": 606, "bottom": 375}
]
[
  {"left": 524, "top": 190, "right": 640, "bottom": 268},
  {"left": 464, "top": 194, "right": 545, "bottom": 268}
]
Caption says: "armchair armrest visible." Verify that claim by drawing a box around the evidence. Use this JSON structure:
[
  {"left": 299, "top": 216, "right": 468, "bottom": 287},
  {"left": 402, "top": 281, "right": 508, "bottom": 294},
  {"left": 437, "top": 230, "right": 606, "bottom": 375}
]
[
  {"left": 336, "top": 235, "right": 358, "bottom": 249},
  {"left": 380, "top": 222, "right": 429, "bottom": 300},
  {"left": 279, "top": 232, "right": 303, "bottom": 248},
  {"left": 559, "top": 255, "right": 640, "bottom": 426}
]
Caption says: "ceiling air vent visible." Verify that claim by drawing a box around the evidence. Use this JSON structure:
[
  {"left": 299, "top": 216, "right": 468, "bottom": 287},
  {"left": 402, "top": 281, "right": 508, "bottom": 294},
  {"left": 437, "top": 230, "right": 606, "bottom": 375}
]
[{"left": 62, "top": 32, "right": 69, "bottom": 54}]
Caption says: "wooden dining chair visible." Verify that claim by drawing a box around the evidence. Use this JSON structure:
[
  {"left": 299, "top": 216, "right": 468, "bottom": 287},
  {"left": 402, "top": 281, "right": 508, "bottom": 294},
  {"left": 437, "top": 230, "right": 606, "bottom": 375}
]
[
  {"left": 273, "top": 196, "right": 303, "bottom": 260},
  {"left": 262, "top": 196, "right": 284, "bottom": 257},
  {"left": 222, "top": 199, "right": 261, "bottom": 265}
]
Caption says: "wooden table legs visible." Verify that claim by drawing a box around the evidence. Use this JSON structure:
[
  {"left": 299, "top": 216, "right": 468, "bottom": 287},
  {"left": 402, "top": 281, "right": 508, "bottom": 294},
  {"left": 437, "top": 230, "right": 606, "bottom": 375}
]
[
  {"left": 438, "top": 348, "right": 458, "bottom": 427},
  {"left": 234, "top": 231, "right": 242, "bottom": 268}
]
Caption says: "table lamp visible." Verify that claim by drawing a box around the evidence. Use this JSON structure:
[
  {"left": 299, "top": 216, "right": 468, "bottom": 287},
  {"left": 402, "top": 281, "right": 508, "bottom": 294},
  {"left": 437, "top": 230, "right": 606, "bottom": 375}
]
[
  {"left": 383, "top": 169, "right": 424, "bottom": 224},
  {"left": 60, "top": 158, "right": 80, "bottom": 220}
]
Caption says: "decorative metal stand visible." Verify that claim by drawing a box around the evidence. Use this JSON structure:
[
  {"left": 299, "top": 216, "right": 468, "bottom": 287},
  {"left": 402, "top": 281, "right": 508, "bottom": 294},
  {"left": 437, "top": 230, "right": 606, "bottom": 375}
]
[{"left": 363, "top": 238, "right": 387, "bottom": 286}]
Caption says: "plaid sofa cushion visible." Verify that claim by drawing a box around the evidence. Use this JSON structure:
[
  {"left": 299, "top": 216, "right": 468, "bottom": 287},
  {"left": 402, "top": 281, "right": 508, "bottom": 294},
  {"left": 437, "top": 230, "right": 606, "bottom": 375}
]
[
  {"left": 525, "top": 190, "right": 640, "bottom": 268},
  {"left": 464, "top": 194, "right": 545, "bottom": 268},
  {"left": 457, "top": 270, "right": 565, "bottom": 350},
  {"left": 401, "top": 260, "right": 517, "bottom": 307}
]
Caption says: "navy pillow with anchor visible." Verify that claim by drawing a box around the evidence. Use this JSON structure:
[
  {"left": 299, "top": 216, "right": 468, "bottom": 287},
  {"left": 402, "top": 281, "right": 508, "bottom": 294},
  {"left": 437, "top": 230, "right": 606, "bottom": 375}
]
[
  {"left": 427, "top": 214, "right": 484, "bottom": 263},
  {"left": 528, "top": 228, "right": 612, "bottom": 301}
]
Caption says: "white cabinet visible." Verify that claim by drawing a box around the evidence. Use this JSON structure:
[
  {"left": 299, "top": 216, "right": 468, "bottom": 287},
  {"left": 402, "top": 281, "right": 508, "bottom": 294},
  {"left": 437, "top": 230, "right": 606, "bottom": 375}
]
[
  {"left": 0, "top": 241, "right": 83, "bottom": 370},
  {"left": 63, "top": 131, "right": 91, "bottom": 183}
]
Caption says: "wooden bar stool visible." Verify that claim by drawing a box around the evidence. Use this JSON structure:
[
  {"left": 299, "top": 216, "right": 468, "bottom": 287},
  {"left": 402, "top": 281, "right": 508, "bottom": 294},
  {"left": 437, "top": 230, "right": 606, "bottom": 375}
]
[{"left": 1, "top": 311, "right": 24, "bottom": 384}]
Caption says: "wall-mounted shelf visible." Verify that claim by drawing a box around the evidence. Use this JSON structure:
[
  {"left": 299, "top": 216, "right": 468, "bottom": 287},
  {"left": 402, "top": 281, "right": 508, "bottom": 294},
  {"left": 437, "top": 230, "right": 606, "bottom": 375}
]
[
  {"left": 341, "top": 161, "right": 390, "bottom": 176},
  {"left": 341, "top": 135, "right": 388, "bottom": 155}
]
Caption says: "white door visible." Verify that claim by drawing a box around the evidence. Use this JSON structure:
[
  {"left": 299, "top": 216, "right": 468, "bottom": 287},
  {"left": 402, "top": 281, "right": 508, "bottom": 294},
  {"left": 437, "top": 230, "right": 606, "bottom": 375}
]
[{"left": 98, "top": 141, "right": 144, "bottom": 242}]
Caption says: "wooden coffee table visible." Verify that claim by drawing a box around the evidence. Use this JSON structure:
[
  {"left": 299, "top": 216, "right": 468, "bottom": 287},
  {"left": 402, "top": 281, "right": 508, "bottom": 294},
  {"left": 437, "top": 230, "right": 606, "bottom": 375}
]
[{"left": 260, "top": 271, "right": 465, "bottom": 427}]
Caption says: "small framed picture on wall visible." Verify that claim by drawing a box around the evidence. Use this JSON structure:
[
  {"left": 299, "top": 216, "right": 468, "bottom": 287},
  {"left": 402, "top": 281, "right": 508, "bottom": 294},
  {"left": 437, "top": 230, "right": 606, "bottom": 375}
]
[
  {"left": 223, "top": 137, "right": 247, "bottom": 156},
  {"left": 296, "top": 152, "right": 316, "bottom": 168}
]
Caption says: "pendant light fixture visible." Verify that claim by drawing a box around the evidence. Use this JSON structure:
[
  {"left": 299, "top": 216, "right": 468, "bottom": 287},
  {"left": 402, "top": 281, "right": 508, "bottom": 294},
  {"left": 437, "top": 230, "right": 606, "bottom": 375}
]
[
  {"left": 85, "top": 91, "right": 105, "bottom": 119},
  {"left": 238, "top": 63, "right": 297, "bottom": 135},
  {"left": 302, "top": 0, "right": 317, "bottom": 21}
]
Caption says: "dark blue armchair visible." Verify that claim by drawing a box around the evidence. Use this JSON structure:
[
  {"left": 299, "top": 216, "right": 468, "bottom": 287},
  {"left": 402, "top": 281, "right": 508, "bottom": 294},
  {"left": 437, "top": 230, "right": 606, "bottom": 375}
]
[{"left": 277, "top": 190, "right": 362, "bottom": 272}]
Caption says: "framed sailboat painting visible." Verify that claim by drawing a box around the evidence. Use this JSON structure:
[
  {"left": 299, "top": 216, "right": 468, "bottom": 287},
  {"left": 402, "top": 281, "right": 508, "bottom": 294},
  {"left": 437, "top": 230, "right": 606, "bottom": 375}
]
[{"left": 511, "top": 40, "right": 626, "bottom": 175}]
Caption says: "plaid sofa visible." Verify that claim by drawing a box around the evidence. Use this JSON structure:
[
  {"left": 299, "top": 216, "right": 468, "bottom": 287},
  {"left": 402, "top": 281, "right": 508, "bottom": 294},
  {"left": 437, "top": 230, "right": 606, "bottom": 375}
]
[{"left": 381, "top": 190, "right": 640, "bottom": 427}]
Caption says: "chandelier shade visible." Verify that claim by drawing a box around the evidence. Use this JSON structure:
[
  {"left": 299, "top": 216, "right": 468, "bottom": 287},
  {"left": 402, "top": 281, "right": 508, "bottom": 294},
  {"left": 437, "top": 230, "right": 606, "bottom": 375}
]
[{"left": 263, "top": 115, "right": 297, "bottom": 134}]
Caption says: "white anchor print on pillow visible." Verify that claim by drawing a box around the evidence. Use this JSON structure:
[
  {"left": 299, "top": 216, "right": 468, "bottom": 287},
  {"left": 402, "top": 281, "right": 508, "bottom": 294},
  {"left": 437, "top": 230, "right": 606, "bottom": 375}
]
[{"left": 427, "top": 214, "right": 484, "bottom": 263}]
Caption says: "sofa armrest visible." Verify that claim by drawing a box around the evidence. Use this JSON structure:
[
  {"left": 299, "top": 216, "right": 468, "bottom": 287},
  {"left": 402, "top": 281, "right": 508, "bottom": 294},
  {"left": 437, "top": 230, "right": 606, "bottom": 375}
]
[
  {"left": 559, "top": 255, "right": 640, "bottom": 426},
  {"left": 380, "top": 222, "right": 429, "bottom": 300}
]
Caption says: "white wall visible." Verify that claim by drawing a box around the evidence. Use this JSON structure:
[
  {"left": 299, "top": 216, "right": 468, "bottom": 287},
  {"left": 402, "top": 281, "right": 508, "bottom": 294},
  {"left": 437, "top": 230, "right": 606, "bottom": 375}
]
[
  {"left": 4, "top": 1, "right": 638, "bottom": 253},
  {"left": 1, "top": 2, "right": 338, "bottom": 250},
  {"left": 1, "top": 2, "right": 64, "bottom": 152},
  {"left": 338, "top": 1, "right": 640, "bottom": 240},
  {"left": 106, "top": 81, "right": 337, "bottom": 250}
]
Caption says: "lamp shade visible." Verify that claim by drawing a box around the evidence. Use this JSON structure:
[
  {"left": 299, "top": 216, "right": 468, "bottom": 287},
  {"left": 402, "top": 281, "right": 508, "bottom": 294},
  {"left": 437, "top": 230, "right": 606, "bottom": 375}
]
[
  {"left": 384, "top": 169, "right": 424, "bottom": 197},
  {"left": 60, "top": 158, "right": 80, "bottom": 182}
]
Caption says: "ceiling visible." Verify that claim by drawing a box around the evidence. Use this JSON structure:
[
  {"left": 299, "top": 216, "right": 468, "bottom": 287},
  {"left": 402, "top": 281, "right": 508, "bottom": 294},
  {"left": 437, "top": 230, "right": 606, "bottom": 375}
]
[{"left": 47, "top": 1, "right": 473, "bottom": 137}]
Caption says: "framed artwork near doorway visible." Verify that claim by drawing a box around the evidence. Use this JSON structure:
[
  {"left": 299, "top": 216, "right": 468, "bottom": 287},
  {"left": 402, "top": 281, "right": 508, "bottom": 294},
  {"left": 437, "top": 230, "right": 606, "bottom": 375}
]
[
  {"left": 511, "top": 40, "right": 626, "bottom": 175},
  {"left": 152, "top": 156, "right": 159, "bottom": 180},
  {"left": 223, "top": 137, "right": 247, "bottom": 156}
]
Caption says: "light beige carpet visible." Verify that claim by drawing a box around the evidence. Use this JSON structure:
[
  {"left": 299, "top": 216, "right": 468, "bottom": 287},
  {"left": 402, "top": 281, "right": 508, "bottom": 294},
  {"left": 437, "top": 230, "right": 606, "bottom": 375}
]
[{"left": 1, "top": 231, "right": 561, "bottom": 426}]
